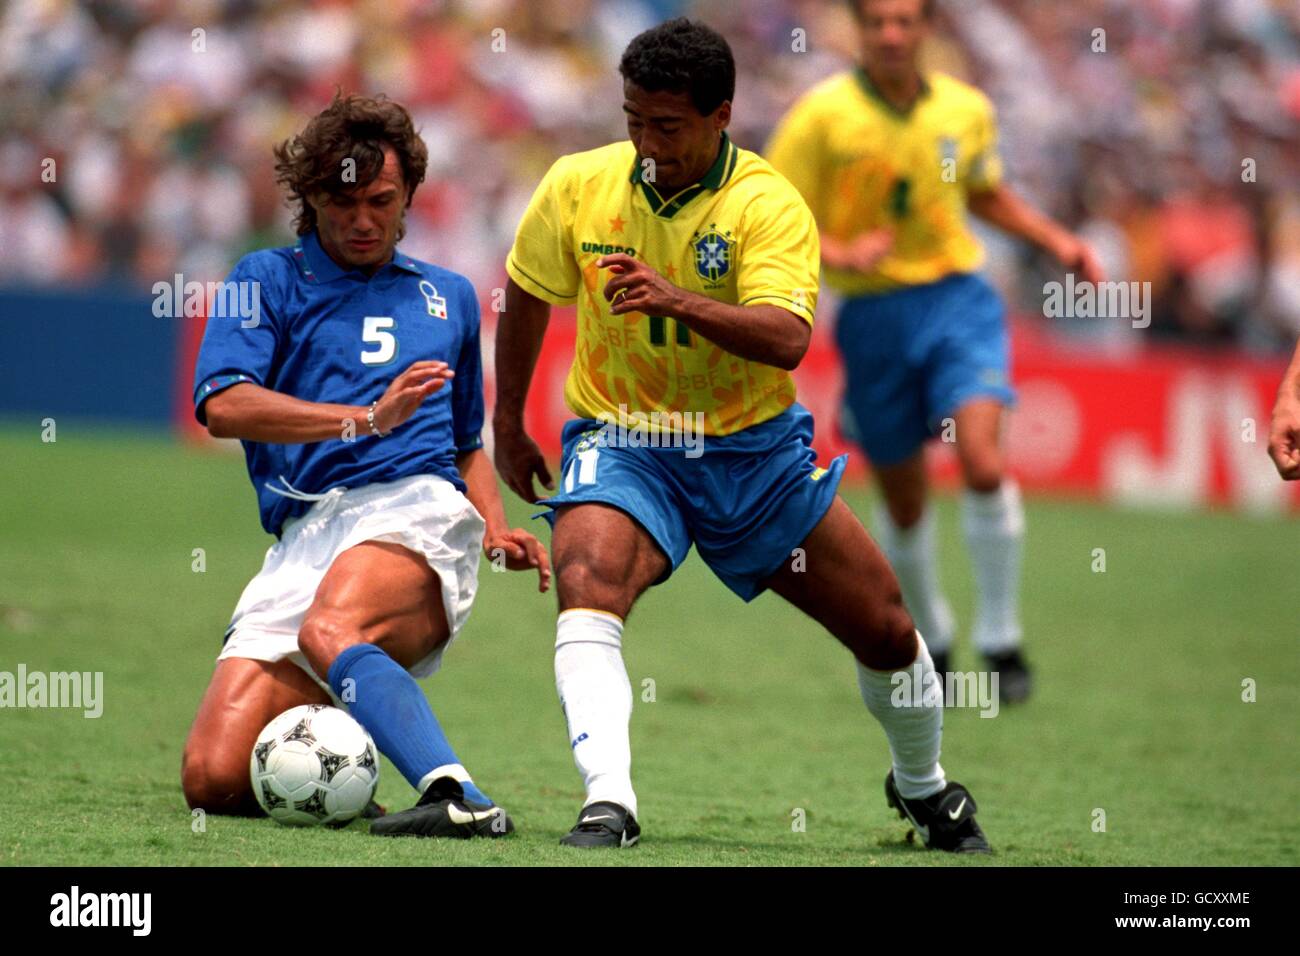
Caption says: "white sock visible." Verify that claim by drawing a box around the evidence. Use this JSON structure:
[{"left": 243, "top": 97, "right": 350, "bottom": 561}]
[
  {"left": 554, "top": 609, "right": 637, "bottom": 818},
  {"left": 873, "top": 503, "right": 955, "bottom": 654},
  {"left": 417, "top": 764, "right": 471, "bottom": 795},
  {"left": 961, "top": 479, "right": 1025, "bottom": 655},
  {"left": 856, "top": 632, "right": 946, "bottom": 800}
]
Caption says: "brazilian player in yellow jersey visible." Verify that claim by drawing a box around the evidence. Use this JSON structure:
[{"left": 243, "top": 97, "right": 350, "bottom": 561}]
[
  {"left": 496, "top": 18, "right": 989, "bottom": 853},
  {"left": 505, "top": 132, "right": 818, "bottom": 436},
  {"left": 767, "top": 0, "right": 1103, "bottom": 702}
]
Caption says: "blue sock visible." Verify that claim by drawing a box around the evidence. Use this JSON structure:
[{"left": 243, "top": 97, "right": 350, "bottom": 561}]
[{"left": 326, "top": 643, "right": 491, "bottom": 805}]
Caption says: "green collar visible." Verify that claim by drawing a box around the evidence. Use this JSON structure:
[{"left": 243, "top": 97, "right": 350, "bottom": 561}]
[
  {"left": 629, "top": 132, "right": 738, "bottom": 219},
  {"left": 854, "top": 67, "right": 931, "bottom": 118}
]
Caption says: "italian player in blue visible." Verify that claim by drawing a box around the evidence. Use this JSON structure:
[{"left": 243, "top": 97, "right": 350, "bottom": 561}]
[{"left": 181, "top": 94, "right": 550, "bottom": 839}]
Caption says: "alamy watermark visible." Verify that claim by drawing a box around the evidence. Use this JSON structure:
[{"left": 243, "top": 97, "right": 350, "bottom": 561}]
[
  {"left": 152, "top": 273, "right": 261, "bottom": 328},
  {"left": 592, "top": 404, "right": 706, "bottom": 458},
  {"left": 891, "top": 663, "right": 999, "bottom": 718},
  {"left": 0, "top": 665, "right": 103, "bottom": 718},
  {"left": 50, "top": 886, "right": 150, "bottom": 936},
  {"left": 1043, "top": 274, "right": 1151, "bottom": 329}
]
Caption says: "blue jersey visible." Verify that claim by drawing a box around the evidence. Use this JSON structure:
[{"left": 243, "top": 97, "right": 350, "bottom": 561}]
[{"left": 193, "top": 230, "right": 485, "bottom": 536}]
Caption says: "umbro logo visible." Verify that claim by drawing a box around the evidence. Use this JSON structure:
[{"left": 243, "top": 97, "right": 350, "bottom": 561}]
[{"left": 581, "top": 241, "right": 638, "bottom": 256}]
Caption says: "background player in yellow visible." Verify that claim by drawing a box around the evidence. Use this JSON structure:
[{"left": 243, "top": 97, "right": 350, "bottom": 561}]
[
  {"left": 496, "top": 17, "right": 990, "bottom": 853},
  {"left": 767, "top": 0, "right": 1103, "bottom": 701}
]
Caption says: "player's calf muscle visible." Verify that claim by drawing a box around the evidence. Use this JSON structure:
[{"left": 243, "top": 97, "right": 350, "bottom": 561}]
[
  {"left": 768, "top": 499, "right": 918, "bottom": 670},
  {"left": 792, "top": 577, "right": 915, "bottom": 670}
]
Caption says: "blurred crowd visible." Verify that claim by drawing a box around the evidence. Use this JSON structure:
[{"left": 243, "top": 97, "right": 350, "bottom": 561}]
[{"left": 2, "top": 0, "right": 1298, "bottom": 351}]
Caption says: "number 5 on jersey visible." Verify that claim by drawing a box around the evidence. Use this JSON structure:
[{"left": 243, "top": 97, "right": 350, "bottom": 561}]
[{"left": 361, "top": 316, "right": 398, "bottom": 366}]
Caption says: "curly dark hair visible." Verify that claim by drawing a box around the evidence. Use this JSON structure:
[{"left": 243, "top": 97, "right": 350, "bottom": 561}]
[
  {"left": 273, "top": 92, "right": 428, "bottom": 238},
  {"left": 618, "top": 18, "right": 735, "bottom": 116}
]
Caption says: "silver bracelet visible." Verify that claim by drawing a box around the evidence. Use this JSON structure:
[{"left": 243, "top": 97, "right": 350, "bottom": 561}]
[{"left": 367, "top": 401, "right": 390, "bottom": 438}]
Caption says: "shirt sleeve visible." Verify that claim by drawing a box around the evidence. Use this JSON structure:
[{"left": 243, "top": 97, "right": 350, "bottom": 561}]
[
  {"left": 735, "top": 190, "right": 821, "bottom": 326},
  {"left": 505, "top": 156, "right": 581, "bottom": 304},
  {"left": 764, "top": 96, "right": 828, "bottom": 224},
  {"left": 192, "top": 254, "right": 282, "bottom": 426},
  {"left": 451, "top": 279, "right": 485, "bottom": 453},
  {"left": 966, "top": 96, "right": 1004, "bottom": 193}
]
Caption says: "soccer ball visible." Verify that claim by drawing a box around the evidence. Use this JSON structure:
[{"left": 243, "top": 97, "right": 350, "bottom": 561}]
[{"left": 250, "top": 704, "right": 379, "bottom": 826}]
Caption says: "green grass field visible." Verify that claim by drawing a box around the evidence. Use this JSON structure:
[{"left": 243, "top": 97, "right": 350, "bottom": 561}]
[{"left": 1, "top": 424, "right": 1296, "bottom": 866}]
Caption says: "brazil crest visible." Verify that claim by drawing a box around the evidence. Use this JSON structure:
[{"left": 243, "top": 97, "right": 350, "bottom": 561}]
[{"left": 693, "top": 225, "right": 733, "bottom": 285}]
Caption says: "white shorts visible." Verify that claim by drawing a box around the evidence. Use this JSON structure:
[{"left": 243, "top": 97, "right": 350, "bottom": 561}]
[{"left": 218, "top": 474, "right": 485, "bottom": 691}]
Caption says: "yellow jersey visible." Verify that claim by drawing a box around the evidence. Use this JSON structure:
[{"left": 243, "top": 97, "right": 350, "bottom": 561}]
[
  {"left": 765, "top": 69, "right": 1003, "bottom": 296},
  {"left": 506, "top": 133, "right": 819, "bottom": 436}
]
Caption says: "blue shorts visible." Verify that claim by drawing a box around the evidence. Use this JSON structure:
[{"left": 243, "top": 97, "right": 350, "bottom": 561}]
[
  {"left": 536, "top": 404, "right": 846, "bottom": 601},
  {"left": 835, "top": 272, "right": 1015, "bottom": 467}
]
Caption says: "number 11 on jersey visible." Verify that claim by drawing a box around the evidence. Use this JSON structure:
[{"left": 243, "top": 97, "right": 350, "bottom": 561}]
[{"left": 648, "top": 315, "right": 691, "bottom": 347}]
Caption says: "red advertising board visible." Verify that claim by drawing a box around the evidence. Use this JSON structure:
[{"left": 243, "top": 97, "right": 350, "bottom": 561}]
[{"left": 180, "top": 306, "right": 1300, "bottom": 513}]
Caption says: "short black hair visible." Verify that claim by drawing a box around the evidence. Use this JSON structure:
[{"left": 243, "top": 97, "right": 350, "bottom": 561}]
[
  {"left": 618, "top": 18, "right": 735, "bottom": 116},
  {"left": 847, "top": 0, "right": 936, "bottom": 20}
]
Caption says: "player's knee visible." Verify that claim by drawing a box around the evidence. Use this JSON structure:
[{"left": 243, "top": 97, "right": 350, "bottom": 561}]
[
  {"left": 959, "top": 450, "right": 1003, "bottom": 494},
  {"left": 181, "top": 745, "right": 255, "bottom": 816},
  {"left": 878, "top": 476, "right": 926, "bottom": 529},
  {"left": 886, "top": 498, "right": 925, "bottom": 530},
  {"left": 555, "top": 553, "right": 630, "bottom": 616},
  {"left": 297, "top": 611, "right": 358, "bottom": 675},
  {"left": 859, "top": 593, "right": 918, "bottom": 671}
]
